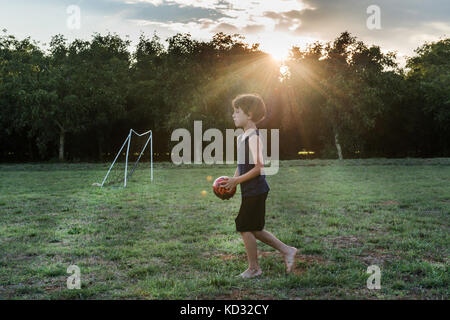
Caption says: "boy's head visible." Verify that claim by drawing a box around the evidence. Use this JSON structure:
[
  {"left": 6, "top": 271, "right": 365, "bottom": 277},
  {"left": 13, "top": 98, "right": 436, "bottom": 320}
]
[{"left": 231, "top": 93, "right": 267, "bottom": 128}]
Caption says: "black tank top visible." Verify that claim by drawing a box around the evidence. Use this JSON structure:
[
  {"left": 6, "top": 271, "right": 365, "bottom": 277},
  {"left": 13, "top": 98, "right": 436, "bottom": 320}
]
[{"left": 237, "top": 129, "right": 270, "bottom": 198}]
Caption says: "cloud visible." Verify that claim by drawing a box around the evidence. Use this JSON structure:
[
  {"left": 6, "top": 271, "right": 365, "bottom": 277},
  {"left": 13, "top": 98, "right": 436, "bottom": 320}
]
[
  {"left": 2, "top": 0, "right": 448, "bottom": 63},
  {"left": 242, "top": 24, "right": 265, "bottom": 34},
  {"left": 118, "top": 0, "right": 450, "bottom": 60},
  {"left": 116, "top": 0, "right": 310, "bottom": 48},
  {"left": 122, "top": 0, "right": 308, "bottom": 32},
  {"left": 262, "top": 0, "right": 450, "bottom": 58},
  {"left": 212, "top": 22, "right": 239, "bottom": 33},
  {"left": 120, "top": 1, "right": 227, "bottom": 23}
]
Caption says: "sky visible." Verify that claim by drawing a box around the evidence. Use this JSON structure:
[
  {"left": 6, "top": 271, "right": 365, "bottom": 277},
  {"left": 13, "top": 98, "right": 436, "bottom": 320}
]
[{"left": 1, "top": 0, "right": 449, "bottom": 65}]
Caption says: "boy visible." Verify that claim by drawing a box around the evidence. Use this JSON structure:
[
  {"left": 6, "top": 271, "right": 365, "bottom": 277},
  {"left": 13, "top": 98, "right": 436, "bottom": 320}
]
[{"left": 220, "top": 93, "right": 297, "bottom": 279}]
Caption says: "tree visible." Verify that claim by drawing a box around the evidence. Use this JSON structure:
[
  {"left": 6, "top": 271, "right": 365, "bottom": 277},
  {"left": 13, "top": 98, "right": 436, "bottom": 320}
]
[
  {"left": 32, "top": 32, "right": 132, "bottom": 161},
  {"left": 284, "top": 32, "right": 401, "bottom": 159},
  {"left": 0, "top": 31, "right": 53, "bottom": 159},
  {"left": 406, "top": 38, "right": 450, "bottom": 155},
  {"left": 81, "top": 32, "right": 132, "bottom": 160}
]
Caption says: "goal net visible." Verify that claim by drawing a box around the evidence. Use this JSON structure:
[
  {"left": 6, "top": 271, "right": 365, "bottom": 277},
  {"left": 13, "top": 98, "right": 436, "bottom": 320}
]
[{"left": 100, "top": 129, "right": 153, "bottom": 188}]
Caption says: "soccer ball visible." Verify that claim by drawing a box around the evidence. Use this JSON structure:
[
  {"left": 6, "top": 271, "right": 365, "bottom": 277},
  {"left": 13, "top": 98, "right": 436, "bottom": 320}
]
[{"left": 212, "top": 176, "right": 236, "bottom": 200}]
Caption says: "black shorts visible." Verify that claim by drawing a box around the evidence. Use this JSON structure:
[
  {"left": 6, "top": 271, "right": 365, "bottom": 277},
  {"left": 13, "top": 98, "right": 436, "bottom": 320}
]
[{"left": 235, "top": 192, "right": 269, "bottom": 232}]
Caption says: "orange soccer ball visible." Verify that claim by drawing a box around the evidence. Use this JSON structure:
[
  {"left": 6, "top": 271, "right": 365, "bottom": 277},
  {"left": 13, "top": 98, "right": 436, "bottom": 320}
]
[{"left": 212, "top": 176, "right": 236, "bottom": 200}]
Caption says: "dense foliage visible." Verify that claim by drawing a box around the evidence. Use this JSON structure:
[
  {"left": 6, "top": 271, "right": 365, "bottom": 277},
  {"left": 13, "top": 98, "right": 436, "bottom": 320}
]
[{"left": 0, "top": 30, "right": 448, "bottom": 161}]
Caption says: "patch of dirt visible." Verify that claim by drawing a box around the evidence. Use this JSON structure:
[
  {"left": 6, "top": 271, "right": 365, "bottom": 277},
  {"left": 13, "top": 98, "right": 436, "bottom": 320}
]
[
  {"left": 44, "top": 284, "right": 64, "bottom": 292},
  {"left": 421, "top": 256, "right": 448, "bottom": 266},
  {"left": 291, "top": 254, "right": 329, "bottom": 275},
  {"left": 297, "top": 254, "right": 328, "bottom": 264},
  {"left": 326, "top": 235, "right": 363, "bottom": 249},
  {"left": 357, "top": 248, "right": 400, "bottom": 265},
  {"left": 214, "top": 251, "right": 283, "bottom": 261},
  {"left": 215, "top": 253, "right": 244, "bottom": 261},
  {"left": 78, "top": 255, "right": 120, "bottom": 267}
]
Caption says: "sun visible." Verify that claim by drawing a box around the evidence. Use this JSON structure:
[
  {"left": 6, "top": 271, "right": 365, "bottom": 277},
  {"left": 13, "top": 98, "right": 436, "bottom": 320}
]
[
  {"left": 256, "top": 32, "right": 292, "bottom": 62},
  {"left": 255, "top": 33, "right": 317, "bottom": 63},
  {"left": 268, "top": 47, "right": 290, "bottom": 62}
]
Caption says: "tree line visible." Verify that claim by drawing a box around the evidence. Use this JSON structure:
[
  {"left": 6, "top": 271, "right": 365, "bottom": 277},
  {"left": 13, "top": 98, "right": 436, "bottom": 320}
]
[{"left": 0, "top": 29, "right": 448, "bottom": 162}]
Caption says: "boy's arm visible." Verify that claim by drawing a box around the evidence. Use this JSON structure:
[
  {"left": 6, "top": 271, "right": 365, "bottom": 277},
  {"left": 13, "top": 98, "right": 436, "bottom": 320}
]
[
  {"left": 233, "top": 166, "right": 239, "bottom": 178},
  {"left": 235, "top": 165, "right": 262, "bottom": 185},
  {"left": 235, "top": 135, "right": 264, "bottom": 185}
]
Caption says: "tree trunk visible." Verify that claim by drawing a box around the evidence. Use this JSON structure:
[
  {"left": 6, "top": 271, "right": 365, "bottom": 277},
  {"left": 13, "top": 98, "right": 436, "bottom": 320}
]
[
  {"left": 334, "top": 130, "right": 343, "bottom": 160},
  {"left": 59, "top": 129, "right": 65, "bottom": 161}
]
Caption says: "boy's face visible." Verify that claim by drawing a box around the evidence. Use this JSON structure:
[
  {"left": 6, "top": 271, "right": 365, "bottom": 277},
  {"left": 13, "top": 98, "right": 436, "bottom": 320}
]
[{"left": 232, "top": 107, "right": 251, "bottom": 128}]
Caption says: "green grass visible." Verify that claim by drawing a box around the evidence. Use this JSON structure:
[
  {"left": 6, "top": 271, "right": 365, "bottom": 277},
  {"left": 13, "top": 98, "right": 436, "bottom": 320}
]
[{"left": 0, "top": 158, "right": 449, "bottom": 299}]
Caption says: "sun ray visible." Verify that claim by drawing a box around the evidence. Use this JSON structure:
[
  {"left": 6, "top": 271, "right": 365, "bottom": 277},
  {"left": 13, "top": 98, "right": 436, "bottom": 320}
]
[{"left": 200, "top": 52, "right": 279, "bottom": 98}]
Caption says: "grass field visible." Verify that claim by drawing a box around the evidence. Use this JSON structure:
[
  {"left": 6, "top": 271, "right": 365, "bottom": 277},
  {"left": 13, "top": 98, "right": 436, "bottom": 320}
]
[{"left": 0, "top": 158, "right": 449, "bottom": 299}]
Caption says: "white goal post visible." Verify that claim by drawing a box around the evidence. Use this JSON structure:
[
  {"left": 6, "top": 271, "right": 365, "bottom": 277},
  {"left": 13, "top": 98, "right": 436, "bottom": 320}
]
[{"left": 100, "top": 129, "right": 153, "bottom": 188}]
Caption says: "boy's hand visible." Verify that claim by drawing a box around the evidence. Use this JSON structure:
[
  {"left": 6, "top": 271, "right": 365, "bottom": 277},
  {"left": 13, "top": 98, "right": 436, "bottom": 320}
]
[{"left": 220, "top": 176, "right": 238, "bottom": 191}]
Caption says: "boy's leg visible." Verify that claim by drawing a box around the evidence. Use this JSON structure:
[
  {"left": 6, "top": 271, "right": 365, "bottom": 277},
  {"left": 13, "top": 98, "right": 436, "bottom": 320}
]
[
  {"left": 239, "top": 232, "right": 262, "bottom": 278},
  {"left": 252, "top": 230, "right": 290, "bottom": 254},
  {"left": 252, "top": 230, "right": 297, "bottom": 273}
]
